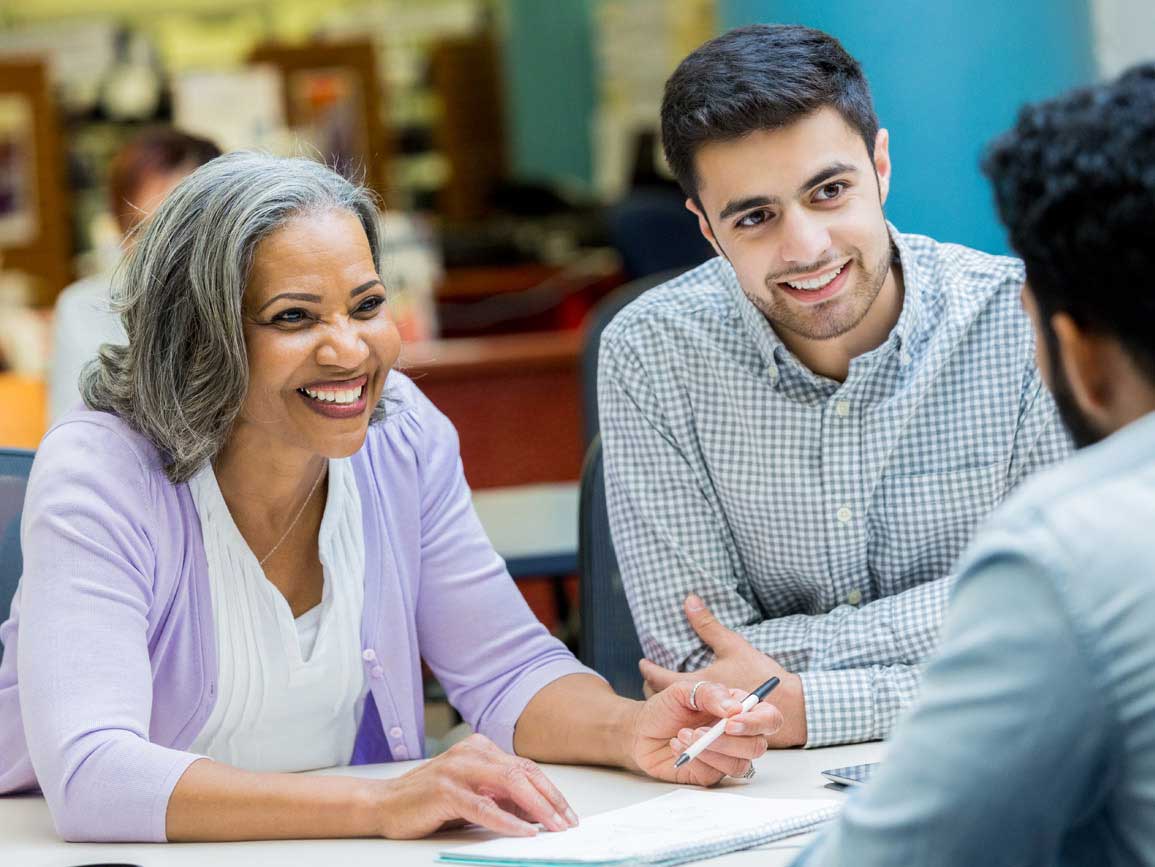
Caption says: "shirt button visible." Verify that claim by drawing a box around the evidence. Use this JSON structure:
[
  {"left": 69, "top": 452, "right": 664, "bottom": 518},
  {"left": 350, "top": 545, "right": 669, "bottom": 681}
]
[
  {"left": 899, "top": 351, "right": 912, "bottom": 366},
  {"left": 836, "top": 505, "right": 853, "bottom": 524},
  {"left": 394, "top": 745, "right": 409, "bottom": 760},
  {"left": 389, "top": 726, "right": 404, "bottom": 739},
  {"left": 361, "top": 648, "right": 377, "bottom": 663},
  {"left": 835, "top": 399, "right": 850, "bottom": 418},
  {"left": 847, "top": 588, "right": 863, "bottom": 606},
  {"left": 370, "top": 665, "right": 385, "bottom": 679}
]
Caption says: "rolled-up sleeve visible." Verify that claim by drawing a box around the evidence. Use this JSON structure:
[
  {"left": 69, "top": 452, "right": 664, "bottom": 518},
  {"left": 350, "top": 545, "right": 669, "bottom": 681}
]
[
  {"left": 11, "top": 423, "right": 202, "bottom": 842},
  {"left": 409, "top": 397, "right": 595, "bottom": 753}
]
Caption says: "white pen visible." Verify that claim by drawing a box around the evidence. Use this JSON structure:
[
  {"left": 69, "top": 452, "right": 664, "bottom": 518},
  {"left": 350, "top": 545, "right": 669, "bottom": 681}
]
[{"left": 673, "top": 676, "right": 781, "bottom": 769}]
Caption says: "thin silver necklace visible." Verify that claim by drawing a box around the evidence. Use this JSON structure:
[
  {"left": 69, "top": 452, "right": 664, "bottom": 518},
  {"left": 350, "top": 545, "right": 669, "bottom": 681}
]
[{"left": 258, "top": 462, "right": 327, "bottom": 567}]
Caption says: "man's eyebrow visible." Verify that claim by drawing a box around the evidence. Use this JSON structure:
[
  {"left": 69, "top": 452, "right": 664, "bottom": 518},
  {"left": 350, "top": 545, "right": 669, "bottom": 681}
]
[
  {"left": 719, "top": 195, "right": 779, "bottom": 222},
  {"left": 256, "top": 279, "right": 383, "bottom": 314},
  {"left": 715, "top": 162, "right": 861, "bottom": 223},
  {"left": 797, "top": 162, "right": 858, "bottom": 196}
]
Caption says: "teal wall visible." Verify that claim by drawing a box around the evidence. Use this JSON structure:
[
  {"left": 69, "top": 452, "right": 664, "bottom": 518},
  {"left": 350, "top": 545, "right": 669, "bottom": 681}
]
[
  {"left": 720, "top": 0, "right": 1097, "bottom": 253},
  {"left": 502, "top": 0, "right": 597, "bottom": 189}
]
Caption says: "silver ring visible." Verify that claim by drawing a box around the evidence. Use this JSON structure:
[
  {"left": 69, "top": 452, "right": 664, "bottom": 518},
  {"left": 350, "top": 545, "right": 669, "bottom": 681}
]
[
  {"left": 688, "top": 680, "right": 709, "bottom": 711},
  {"left": 737, "top": 765, "right": 756, "bottom": 780}
]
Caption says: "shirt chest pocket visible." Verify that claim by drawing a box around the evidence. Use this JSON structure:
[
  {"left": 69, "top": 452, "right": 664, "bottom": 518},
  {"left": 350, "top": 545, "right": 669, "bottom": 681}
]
[{"left": 868, "top": 462, "right": 1005, "bottom": 588}]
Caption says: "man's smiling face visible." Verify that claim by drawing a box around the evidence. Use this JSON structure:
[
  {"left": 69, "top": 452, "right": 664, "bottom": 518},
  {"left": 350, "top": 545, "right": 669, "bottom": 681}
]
[{"left": 688, "top": 107, "right": 895, "bottom": 345}]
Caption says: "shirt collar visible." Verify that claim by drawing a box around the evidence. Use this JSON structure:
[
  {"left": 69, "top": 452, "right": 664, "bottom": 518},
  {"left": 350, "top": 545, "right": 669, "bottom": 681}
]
[
  {"left": 886, "top": 222, "right": 926, "bottom": 356},
  {"left": 725, "top": 221, "right": 928, "bottom": 385},
  {"left": 724, "top": 259, "right": 787, "bottom": 384}
]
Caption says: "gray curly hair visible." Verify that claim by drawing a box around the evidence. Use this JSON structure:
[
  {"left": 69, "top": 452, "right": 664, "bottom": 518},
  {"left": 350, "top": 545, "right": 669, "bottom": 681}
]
[{"left": 81, "top": 151, "right": 387, "bottom": 483}]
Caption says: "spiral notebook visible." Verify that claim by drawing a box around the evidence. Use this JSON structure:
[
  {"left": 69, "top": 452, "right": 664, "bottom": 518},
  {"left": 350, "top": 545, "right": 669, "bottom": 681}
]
[{"left": 439, "top": 789, "right": 840, "bottom": 867}]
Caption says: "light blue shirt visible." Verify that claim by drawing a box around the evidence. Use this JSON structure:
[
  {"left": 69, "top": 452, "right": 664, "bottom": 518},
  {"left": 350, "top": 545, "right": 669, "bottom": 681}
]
[{"left": 796, "top": 408, "right": 1155, "bottom": 865}]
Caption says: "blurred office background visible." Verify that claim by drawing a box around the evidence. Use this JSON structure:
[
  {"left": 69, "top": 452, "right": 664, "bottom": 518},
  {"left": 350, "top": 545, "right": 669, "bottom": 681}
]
[{"left": 0, "top": 0, "right": 1151, "bottom": 742}]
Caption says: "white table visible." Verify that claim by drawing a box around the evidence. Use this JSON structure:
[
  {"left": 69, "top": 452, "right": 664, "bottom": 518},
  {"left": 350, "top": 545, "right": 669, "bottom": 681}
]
[
  {"left": 0, "top": 742, "right": 883, "bottom": 867},
  {"left": 472, "top": 483, "right": 579, "bottom": 579}
]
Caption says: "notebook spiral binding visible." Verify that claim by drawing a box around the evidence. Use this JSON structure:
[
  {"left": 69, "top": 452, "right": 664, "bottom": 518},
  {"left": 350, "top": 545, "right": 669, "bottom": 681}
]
[{"left": 629, "top": 803, "right": 841, "bottom": 866}]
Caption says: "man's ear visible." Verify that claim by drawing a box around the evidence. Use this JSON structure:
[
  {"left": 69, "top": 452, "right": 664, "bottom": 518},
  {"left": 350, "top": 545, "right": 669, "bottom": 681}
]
[
  {"left": 873, "top": 128, "right": 892, "bottom": 206},
  {"left": 1053, "top": 312, "right": 1112, "bottom": 424},
  {"left": 686, "top": 197, "right": 725, "bottom": 259}
]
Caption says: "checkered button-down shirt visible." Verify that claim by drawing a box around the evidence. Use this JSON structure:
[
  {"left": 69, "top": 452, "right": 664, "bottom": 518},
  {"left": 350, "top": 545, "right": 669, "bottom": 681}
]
[{"left": 598, "top": 226, "right": 1072, "bottom": 747}]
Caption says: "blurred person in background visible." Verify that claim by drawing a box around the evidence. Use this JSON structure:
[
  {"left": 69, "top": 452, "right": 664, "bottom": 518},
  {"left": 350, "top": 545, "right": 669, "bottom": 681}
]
[
  {"left": 0, "top": 153, "right": 782, "bottom": 843},
  {"left": 796, "top": 63, "right": 1155, "bottom": 866},
  {"left": 49, "top": 127, "right": 220, "bottom": 420}
]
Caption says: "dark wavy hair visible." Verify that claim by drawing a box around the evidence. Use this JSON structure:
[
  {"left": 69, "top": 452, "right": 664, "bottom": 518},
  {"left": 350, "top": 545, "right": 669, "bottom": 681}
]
[
  {"left": 983, "top": 63, "right": 1155, "bottom": 384},
  {"left": 661, "top": 24, "right": 879, "bottom": 203}
]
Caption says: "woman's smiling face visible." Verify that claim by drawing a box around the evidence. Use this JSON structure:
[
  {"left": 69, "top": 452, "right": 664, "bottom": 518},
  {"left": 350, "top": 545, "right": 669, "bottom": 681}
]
[{"left": 237, "top": 208, "right": 401, "bottom": 459}]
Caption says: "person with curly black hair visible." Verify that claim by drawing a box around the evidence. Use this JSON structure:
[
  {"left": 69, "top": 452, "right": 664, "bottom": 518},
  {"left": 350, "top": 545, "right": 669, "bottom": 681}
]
[{"left": 795, "top": 63, "right": 1155, "bottom": 866}]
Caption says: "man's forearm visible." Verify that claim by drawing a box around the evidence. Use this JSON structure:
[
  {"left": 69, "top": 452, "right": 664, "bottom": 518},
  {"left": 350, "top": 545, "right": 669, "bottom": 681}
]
[{"left": 656, "top": 574, "right": 952, "bottom": 676}]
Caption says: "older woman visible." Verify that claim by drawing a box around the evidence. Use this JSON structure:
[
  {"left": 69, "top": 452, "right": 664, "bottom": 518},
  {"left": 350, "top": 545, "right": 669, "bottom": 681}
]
[{"left": 0, "top": 154, "right": 782, "bottom": 843}]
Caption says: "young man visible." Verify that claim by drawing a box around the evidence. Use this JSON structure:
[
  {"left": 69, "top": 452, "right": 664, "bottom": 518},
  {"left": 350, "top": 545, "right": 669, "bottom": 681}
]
[
  {"left": 598, "top": 24, "right": 1071, "bottom": 748},
  {"left": 795, "top": 64, "right": 1155, "bottom": 865}
]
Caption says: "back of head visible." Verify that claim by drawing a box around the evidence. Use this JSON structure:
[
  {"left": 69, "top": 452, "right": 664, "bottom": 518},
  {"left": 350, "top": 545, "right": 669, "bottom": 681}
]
[
  {"left": 108, "top": 127, "right": 222, "bottom": 234},
  {"left": 983, "top": 63, "right": 1155, "bottom": 385},
  {"left": 82, "top": 151, "right": 384, "bottom": 483},
  {"left": 660, "top": 23, "right": 879, "bottom": 203}
]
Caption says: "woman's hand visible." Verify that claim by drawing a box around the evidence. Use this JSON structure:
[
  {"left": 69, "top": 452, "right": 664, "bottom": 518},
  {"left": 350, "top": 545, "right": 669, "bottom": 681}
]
[
  {"left": 376, "top": 734, "right": 578, "bottom": 839},
  {"left": 628, "top": 680, "right": 784, "bottom": 786}
]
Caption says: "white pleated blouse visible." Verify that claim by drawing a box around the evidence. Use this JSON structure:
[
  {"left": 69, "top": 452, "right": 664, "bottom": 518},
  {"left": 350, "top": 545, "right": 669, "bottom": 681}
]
[{"left": 187, "top": 458, "right": 367, "bottom": 772}]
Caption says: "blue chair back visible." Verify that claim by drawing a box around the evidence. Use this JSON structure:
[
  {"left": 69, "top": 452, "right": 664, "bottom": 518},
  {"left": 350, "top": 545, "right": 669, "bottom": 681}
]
[
  {"left": 606, "top": 188, "right": 714, "bottom": 282},
  {"left": 578, "top": 436, "right": 645, "bottom": 698},
  {"left": 0, "top": 448, "right": 33, "bottom": 665}
]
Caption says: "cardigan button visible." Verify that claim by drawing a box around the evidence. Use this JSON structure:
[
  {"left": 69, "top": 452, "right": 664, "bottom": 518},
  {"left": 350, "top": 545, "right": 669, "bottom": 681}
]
[
  {"left": 362, "top": 648, "right": 377, "bottom": 663},
  {"left": 394, "top": 745, "right": 409, "bottom": 759},
  {"left": 370, "top": 665, "right": 385, "bottom": 679},
  {"left": 389, "top": 726, "right": 404, "bottom": 739}
]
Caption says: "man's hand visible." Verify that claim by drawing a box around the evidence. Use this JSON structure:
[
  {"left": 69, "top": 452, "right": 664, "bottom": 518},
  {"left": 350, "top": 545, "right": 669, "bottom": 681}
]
[{"left": 639, "top": 594, "right": 808, "bottom": 747}]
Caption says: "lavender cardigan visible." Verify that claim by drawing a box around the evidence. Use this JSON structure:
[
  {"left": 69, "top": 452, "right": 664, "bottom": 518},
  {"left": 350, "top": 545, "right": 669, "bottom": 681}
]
[{"left": 0, "top": 372, "right": 591, "bottom": 842}]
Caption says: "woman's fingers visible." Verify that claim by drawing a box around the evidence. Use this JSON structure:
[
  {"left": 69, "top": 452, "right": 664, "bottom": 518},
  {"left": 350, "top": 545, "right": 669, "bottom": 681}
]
[
  {"left": 678, "top": 727, "right": 767, "bottom": 760},
  {"left": 697, "top": 750, "right": 753, "bottom": 779},
  {"left": 457, "top": 791, "right": 539, "bottom": 837},
  {"left": 668, "top": 735, "right": 751, "bottom": 780},
  {"left": 724, "top": 701, "right": 784, "bottom": 737},
  {"left": 454, "top": 736, "right": 576, "bottom": 832},
  {"left": 517, "top": 758, "right": 579, "bottom": 827},
  {"left": 689, "top": 682, "right": 743, "bottom": 719},
  {"left": 490, "top": 759, "right": 572, "bottom": 832},
  {"left": 379, "top": 735, "right": 580, "bottom": 839}
]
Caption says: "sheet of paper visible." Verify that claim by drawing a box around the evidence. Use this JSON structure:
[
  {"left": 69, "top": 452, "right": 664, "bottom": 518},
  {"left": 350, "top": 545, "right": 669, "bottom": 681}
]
[{"left": 442, "top": 789, "right": 839, "bottom": 864}]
